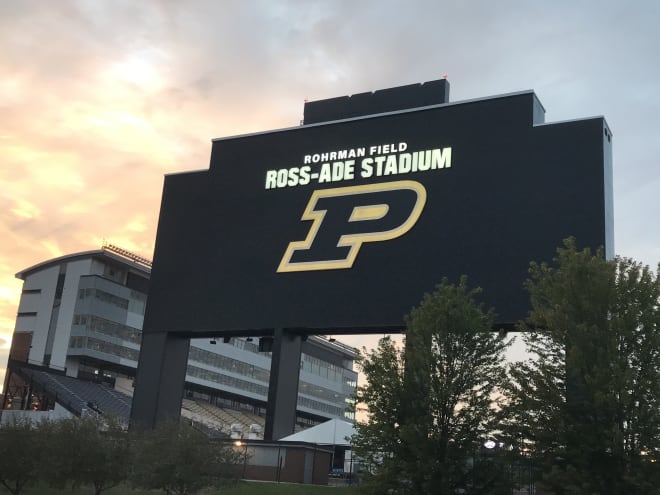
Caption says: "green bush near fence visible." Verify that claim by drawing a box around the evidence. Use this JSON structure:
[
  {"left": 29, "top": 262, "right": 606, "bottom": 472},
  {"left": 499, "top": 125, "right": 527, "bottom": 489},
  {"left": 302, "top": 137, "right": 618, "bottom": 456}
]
[{"left": 15, "top": 481, "right": 359, "bottom": 495}]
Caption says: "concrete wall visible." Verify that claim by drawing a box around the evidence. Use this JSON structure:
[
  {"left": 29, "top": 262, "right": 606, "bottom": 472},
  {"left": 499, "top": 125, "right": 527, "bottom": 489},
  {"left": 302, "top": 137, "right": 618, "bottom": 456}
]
[{"left": 21, "top": 265, "right": 59, "bottom": 366}]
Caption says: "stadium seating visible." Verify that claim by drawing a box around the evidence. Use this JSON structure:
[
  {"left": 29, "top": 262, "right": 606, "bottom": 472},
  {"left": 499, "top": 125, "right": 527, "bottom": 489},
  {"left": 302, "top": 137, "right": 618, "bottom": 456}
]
[{"left": 16, "top": 367, "right": 131, "bottom": 421}]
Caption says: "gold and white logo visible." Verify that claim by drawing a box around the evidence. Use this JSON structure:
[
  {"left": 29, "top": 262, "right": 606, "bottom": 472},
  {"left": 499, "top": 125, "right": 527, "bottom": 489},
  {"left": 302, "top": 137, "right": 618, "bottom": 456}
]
[{"left": 277, "top": 180, "right": 427, "bottom": 272}]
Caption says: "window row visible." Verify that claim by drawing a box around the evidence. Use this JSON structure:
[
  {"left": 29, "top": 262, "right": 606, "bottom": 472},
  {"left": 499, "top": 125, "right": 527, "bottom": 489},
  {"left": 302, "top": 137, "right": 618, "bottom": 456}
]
[
  {"left": 297, "top": 395, "right": 352, "bottom": 419},
  {"left": 73, "top": 314, "right": 142, "bottom": 345},
  {"left": 69, "top": 336, "right": 139, "bottom": 362},
  {"left": 298, "top": 380, "right": 353, "bottom": 405},
  {"left": 78, "top": 288, "right": 129, "bottom": 310},
  {"left": 188, "top": 344, "right": 354, "bottom": 405},
  {"left": 301, "top": 354, "right": 344, "bottom": 374},
  {"left": 192, "top": 338, "right": 354, "bottom": 387},
  {"left": 301, "top": 353, "right": 357, "bottom": 386},
  {"left": 186, "top": 364, "right": 269, "bottom": 396},
  {"left": 77, "top": 286, "right": 147, "bottom": 315},
  {"left": 185, "top": 363, "right": 352, "bottom": 417},
  {"left": 188, "top": 346, "right": 270, "bottom": 382}
]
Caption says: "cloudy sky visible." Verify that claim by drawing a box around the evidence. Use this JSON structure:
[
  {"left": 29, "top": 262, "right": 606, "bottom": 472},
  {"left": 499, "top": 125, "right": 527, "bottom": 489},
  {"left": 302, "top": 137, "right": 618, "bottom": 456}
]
[{"left": 1, "top": 0, "right": 659, "bottom": 391}]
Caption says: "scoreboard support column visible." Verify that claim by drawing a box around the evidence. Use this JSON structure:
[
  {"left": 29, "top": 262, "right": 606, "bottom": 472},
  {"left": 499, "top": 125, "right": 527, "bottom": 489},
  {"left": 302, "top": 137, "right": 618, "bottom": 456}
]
[
  {"left": 130, "top": 331, "right": 190, "bottom": 428},
  {"left": 264, "top": 328, "right": 303, "bottom": 440}
]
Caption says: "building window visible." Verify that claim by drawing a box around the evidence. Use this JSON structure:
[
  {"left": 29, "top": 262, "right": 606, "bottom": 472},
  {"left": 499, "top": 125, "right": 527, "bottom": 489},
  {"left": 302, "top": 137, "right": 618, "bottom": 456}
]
[
  {"left": 186, "top": 364, "right": 268, "bottom": 396},
  {"left": 128, "top": 290, "right": 147, "bottom": 315},
  {"left": 78, "top": 288, "right": 129, "bottom": 310},
  {"left": 72, "top": 314, "right": 142, "bottom": 344},
  {"left": 73, "top": 336, "right": 139, "bottom": 361}
]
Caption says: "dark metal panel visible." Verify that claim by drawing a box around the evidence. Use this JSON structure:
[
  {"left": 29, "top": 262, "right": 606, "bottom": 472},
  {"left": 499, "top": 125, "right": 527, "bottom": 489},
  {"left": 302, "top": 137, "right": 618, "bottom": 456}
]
[
  {"left": 130, "top": 332, "right": 190, "bottom": 428},
  {"left": 303, "top": 79, "right": 450, "bottom": 124},
  {"left": 264, "top": 329, "right": 303, "bottom": 440}
]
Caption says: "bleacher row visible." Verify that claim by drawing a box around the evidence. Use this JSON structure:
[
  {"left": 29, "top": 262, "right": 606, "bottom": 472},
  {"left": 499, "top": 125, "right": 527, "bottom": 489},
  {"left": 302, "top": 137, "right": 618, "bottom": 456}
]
[
  {"left": 181, "top": 399, "right": 263, "bottom": 437},
  {"left": 14, "top": 367, "right": 305, "bottom": 437},
  {"left": 180, "top": 400, "right": 305, "bottom": 438}
]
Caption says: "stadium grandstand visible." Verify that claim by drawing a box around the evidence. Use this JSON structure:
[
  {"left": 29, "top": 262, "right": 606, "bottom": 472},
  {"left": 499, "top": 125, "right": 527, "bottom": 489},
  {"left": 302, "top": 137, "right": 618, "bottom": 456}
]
[{"left": 1, "top": 243, "right": 359, "bottom": 438}]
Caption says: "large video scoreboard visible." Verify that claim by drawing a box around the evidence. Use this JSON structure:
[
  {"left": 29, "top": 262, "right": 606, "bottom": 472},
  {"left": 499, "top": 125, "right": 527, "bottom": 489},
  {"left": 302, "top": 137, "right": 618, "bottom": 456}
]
[{"left": 145, "top": 88, "right": 613, "bottom": 334}]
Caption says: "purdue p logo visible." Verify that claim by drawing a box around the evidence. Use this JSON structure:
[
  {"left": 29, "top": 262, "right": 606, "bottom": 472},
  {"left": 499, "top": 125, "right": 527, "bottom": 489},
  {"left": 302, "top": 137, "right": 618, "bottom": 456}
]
[{"left": 277, "top": 180, "right": 426, "bottom": 272}]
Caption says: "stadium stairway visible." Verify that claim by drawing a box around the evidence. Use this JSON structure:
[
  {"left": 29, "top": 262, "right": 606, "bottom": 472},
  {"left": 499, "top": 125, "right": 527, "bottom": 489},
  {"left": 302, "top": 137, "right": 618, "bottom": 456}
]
[{"left": 16, "top": 367, "right": 132, "bottom": 421}]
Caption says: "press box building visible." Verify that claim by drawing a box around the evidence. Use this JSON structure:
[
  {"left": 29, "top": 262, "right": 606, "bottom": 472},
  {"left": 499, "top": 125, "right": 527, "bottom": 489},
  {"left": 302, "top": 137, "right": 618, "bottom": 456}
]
[{"left": 2, "top": 244, "right": 358, "bottom": 429}]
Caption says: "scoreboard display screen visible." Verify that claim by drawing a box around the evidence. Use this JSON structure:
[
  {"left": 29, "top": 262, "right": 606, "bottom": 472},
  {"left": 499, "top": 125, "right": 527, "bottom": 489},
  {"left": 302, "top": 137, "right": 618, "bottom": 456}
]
[{"left": 145, "top": 90, "right": 613, "bottom": 334}]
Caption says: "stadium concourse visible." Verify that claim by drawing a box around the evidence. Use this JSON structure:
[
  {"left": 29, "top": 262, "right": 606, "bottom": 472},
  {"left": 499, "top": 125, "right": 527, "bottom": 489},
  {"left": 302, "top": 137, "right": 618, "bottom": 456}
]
[{"left": 1, "top": 243, "right": 359, "bottom": 442}]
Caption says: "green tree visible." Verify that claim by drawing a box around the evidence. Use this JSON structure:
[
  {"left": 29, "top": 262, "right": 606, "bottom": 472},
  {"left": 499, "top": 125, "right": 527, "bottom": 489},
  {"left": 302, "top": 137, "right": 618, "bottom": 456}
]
[
  {"left": 352, "top": 336, "right": 405, "bottom": 494},
  {"left": 42, "top": 415, "right": 130, "bottom": 495},
  {"left": 0, "top": 418, "right": 46, "bottom": 495},
  {"left": 131, "top": 421, "right": 240, "bottom": 495},
  {"left": 502, "top": 239, "right": 660, "bottom": 494},
  {"left": 354, "top": 277, "right": 510, "bottom": 495}
]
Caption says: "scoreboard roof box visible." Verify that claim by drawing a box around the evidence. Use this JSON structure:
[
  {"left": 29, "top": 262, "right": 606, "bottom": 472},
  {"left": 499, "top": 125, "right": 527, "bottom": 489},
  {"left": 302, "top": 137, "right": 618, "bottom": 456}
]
[{"left": 145, "top": 83, "right": 613, "bottom": 336}]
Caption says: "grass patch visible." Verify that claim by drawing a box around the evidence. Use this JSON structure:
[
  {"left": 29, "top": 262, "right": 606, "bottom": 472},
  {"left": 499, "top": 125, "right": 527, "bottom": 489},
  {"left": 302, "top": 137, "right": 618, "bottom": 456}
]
[
  {"left": 13, "top": 481, "right": 359, "bottom": 495},
  {"left": 221, "top": 481, "right": 359, "bottom": 494}
]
